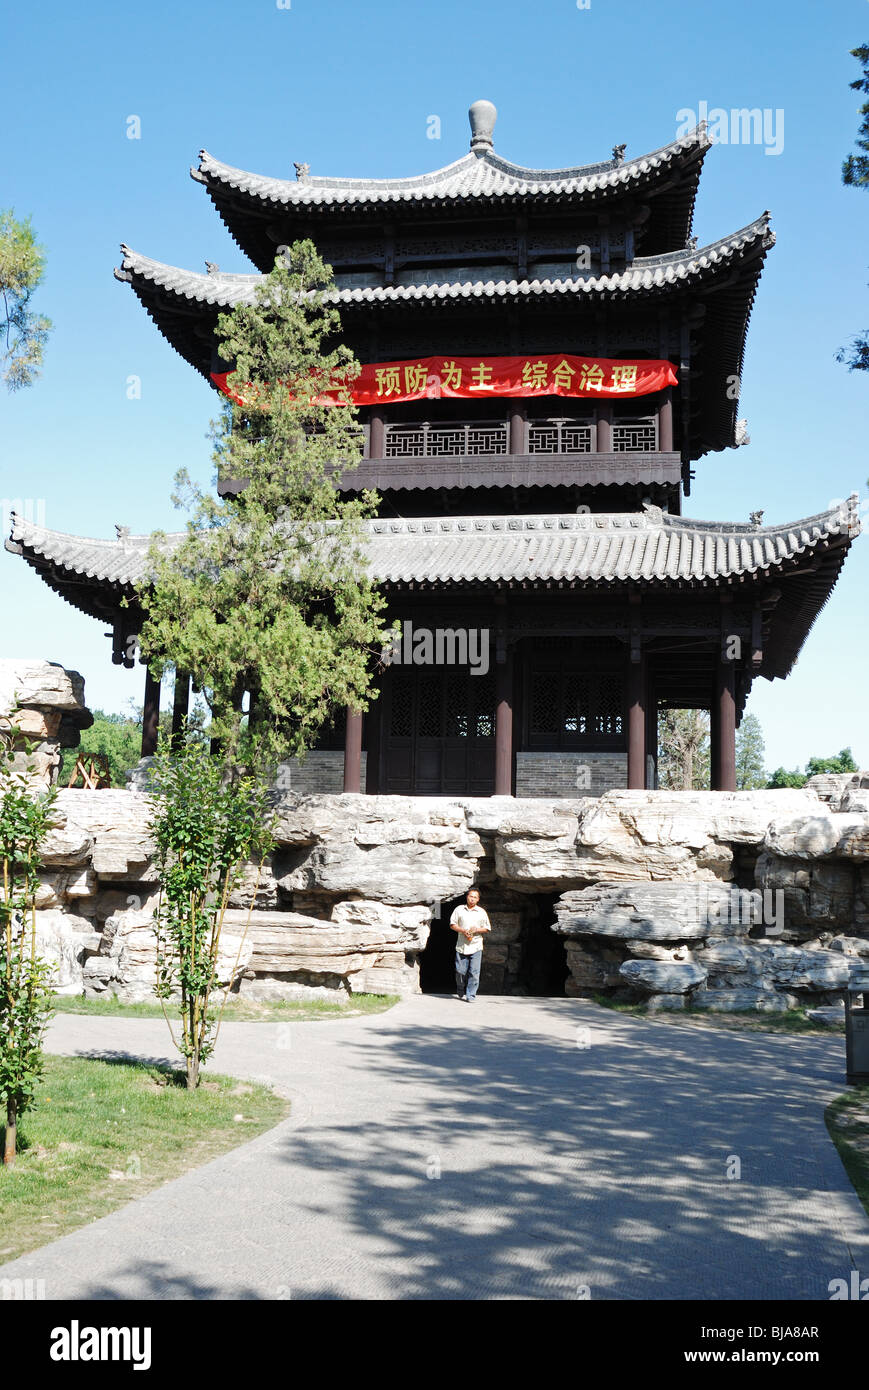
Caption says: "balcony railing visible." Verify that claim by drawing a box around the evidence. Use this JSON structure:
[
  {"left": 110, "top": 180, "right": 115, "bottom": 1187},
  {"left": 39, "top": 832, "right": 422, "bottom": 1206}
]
[
  {"left": 384, "top": 422, "right": 509, "bottom": 458},
  {"left": 377, "top": 415, "right": 659, "bottom": 458},
  {"left": 612, "top": 418, "right": 658, "bottom": 451},
  {"left": 528, "top": 420, "right": 594, "bottom": 454}
]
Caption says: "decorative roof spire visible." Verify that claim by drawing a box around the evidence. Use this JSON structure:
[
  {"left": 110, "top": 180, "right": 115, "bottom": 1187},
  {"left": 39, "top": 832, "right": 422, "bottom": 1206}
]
[{"left": 469, "top": 99, "right": 497, "bottom": 153}]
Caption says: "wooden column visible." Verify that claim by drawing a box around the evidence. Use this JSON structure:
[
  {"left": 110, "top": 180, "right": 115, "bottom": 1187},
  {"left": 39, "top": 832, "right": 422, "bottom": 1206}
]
[
  {"left": 659, "top": 387, "right": 673, "bottom": 452},
  {"left": 714, "top": 662, "right": 737, "bottom": 792},
  {"left": 365, "top": 681, "right": 383, "bottom": 794},
  {"left": 596, "top": 402, "right": 612, "bottom": 453},
  {"left": 170, "top": 670, "right": 190, "bottom": 749},
  {"left": 141, "top": 668, "right": 161, "bottom": 757},
  {"left": 494, "top": 651, "right": 514, "bottom": 796},
  {"left": 369, "top": 407, "right": 385, "bottom": 459},
  {"left": 626, "top": 656, "right": 646, "bottom": 790},
  {"left": 509, "top": 402, "right": 525, "bottom": 456},
  {"left": 343, "top": 707, "right": 363, "bottom": 793}
]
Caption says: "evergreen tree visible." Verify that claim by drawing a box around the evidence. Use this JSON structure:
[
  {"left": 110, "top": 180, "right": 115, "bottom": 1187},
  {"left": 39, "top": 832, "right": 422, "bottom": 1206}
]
[
  {"left": 135, "top": 241, "right": 391, "bottom": 777},
  {"left": 0, "top": 210, "right": 52, "bottom": 390},
  {"left": 838, "top": 44, "right": 869, "bottom": 370},
  {"left": 734, "top": 713, "right": 767, "bottom": 789}
]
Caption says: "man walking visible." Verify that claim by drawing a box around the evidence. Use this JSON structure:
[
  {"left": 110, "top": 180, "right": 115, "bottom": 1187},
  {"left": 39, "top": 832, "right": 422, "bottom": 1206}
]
[{"left": 450, "top": 888, "right": 491, "bottom": 1002}]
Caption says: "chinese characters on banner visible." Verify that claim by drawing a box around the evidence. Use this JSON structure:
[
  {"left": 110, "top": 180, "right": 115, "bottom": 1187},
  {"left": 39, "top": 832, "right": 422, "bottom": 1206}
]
[{"left": 211, "top": 354, "right": 678, "bottom": 406}]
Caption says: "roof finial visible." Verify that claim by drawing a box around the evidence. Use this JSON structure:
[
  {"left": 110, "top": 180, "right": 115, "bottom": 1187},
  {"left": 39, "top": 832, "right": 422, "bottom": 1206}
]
[{"left": 469, "top": 99, "right": 497, "bottom": 153}]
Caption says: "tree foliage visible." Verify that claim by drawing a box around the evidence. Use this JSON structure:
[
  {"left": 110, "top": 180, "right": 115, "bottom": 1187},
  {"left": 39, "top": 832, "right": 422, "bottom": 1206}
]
[
  {"left": 60, "top": 709, "right": 142, "bottom": 787},
  {"left": 60, "top": 702, "right": 210, "bottom": 787},
  {"left": 0, "top": 720, "right": 56, "bottom": 1164},
  {"left": 839, "top": 44, "right": 869, "bottom": 370},
  {"left": 806, "top": 747, "right": 858, "bottom": 775},
  {"left": 657, "top": 709, "right": 710, "bottom": 790},
  {"left": 767, "top": 766, "right": 807, "bottom": 789},
  {"left": 136, "top": 241, "right": 392, "bottom": 777},
  {"left": 149, "top": 738, "right": 274, "bottom": 1090},
  {"left": 767, "top": 747, "right": 858, "bottom": 788},
  {"left": 0, "top": 210, "right": 52, "bottom": 391}
]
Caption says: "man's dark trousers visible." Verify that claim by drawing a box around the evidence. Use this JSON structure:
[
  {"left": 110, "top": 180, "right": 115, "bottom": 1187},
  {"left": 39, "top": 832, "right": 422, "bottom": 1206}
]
[{"left": 455, "top": 949, "right": 482, "bottom": 1000}]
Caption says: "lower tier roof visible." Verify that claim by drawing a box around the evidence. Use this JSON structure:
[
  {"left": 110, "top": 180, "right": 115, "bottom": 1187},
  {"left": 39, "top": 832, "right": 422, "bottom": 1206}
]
[{"left": 6, "top": 498, "right": 859, "bottom": 681}]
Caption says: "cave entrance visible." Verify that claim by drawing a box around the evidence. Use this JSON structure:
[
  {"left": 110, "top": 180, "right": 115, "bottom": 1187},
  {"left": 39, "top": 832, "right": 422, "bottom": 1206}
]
[{"left": 419, "top": 892, "right": 568, "bottom": 996}]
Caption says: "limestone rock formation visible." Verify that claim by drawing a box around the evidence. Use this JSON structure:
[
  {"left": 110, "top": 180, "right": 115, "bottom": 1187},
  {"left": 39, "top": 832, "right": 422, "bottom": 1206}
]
[
  {"left": 14, "top": 776, "right": 869, "bottom": 1007},
  {"left": 0, "top": 660, "right": 92, "bottom": 786},
  {"left": 618, "top": 959, "right": 707, "bottom": 994}
]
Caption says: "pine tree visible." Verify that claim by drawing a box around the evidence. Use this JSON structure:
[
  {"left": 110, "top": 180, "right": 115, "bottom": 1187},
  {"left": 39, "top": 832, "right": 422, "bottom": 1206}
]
[
  {"left": 734, "top": 713, "right": 767, "bottom": 789},
  {"left": 0, "top": 210, "right": 52, "bottom": 390},
  {"left": 839, "top": 44, "right": 869, "bottom": 370},
  {"left": 135, "top": 241, "right": 392, "bottom": 777}
]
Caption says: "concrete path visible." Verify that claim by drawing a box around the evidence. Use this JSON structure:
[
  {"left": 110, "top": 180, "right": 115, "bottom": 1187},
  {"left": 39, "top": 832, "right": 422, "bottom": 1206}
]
[{"left": 1, "top": 996, "right": 867, "bottom": 1301}]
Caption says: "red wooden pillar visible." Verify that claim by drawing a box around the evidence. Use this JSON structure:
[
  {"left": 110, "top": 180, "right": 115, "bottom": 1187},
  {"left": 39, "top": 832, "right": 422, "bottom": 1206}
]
[
  {"left": 494, "top": 653, "right": 514, "bottom": 795},
  {"left": 343, "top": 707, "right": 363, "bottom": 793},
  {"left": 141, "top": 667, "right": 161, "bottom": 757},
  {"left": 509, "top": 402, "right": 526, "bottom": 456},
  {"left": 659, "top": 387, "right": 673, "bottom": 452},
  {"left": 170, "top": 669, "right": 190, "bottom": 750},
  {"left": 596, "top": 402, "right": 612, "bottom": 453},
  {"left": 714, "top": 662, "right": 737, "bottom": 792},
  {"left": 369, "top": 407, "right": 385, "bottom": 459},
  {"left": 626, "top": 655, "right": 646, "bottom": 790}
]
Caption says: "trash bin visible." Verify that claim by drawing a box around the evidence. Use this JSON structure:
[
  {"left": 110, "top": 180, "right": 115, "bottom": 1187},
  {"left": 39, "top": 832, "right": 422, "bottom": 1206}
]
[{"left": 845, "top": 966, "right": 869, "bottom": 1084}]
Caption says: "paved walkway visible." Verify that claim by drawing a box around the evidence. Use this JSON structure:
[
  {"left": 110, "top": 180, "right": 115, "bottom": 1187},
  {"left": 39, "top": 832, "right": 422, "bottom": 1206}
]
[{"left": 1, "top": 996, "right": 867, "bottom": 1300}]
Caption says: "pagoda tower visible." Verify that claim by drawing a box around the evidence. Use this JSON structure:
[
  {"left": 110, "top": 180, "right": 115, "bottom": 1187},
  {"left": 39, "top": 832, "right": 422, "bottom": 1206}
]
[{"left": 7, "top": 102, "right": 860, "bottom": 795}]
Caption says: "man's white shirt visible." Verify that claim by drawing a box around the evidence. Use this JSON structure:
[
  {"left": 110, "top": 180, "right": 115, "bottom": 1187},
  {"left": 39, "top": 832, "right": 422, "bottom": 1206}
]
[{"left": 450, "top": 904, "right": 491, "bottom": 955}]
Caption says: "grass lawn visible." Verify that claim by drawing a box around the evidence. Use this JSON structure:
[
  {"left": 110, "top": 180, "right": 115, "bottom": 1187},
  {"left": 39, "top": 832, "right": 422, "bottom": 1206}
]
[
  {"left": 826, "top": 1088, "right": 869, "bottom": 1220},
  {"left": 51, "top": 992, "right": 400, "bottom": 1023},
  {"left": 592, "top": 994, "right": 845, "bottom": 1035},
  {"left": 0, "top": 1054, "right": 289, "bottom": 1265}
]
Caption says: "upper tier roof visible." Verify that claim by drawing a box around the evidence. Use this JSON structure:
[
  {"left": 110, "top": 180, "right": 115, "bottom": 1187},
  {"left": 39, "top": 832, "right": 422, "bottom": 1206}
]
[
  {"left": 7, "top": 498, "right": 859, "bottom": 681},
  {"left": 115, "top": 213, "right": 773, "bottom": 459},
  {"left": 192, "top": 107, "right": 710, "bottom": 269}
]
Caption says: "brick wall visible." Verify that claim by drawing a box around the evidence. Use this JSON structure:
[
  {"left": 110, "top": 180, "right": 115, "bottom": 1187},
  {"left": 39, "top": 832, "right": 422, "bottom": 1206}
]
[
  {"left": 276, "top": 751, "right": 367, "bottom": 796},
  {"left": 515, "top": 751, "right": 627, "bottom": 798}
]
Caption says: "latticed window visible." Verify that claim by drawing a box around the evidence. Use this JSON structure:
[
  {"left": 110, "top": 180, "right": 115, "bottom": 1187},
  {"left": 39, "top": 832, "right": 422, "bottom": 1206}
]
[
  {"left": 389, "top": 667, "right": 495, "bottom": 740},
  {"left": 529, "top": 669, "right": 624, "bottom": 746},
  {"left": 384, "top": 422, "right": 509, "bottom": 458},
  {"left": 445, "top": 670, "right": 468, "bottom": 738},
  {"left": 474, "top": 672, "right": 495, "bottom": 738},
  {"left": 389, "top": 670, "right": 414, "bottom": 738},
  {"left": 527, "top": 420, "right": 594, "bottom": 454},
  {"left": 418, "top": 672, "right": 444, "bottom": 738},
  {"left": 612, "top": 417, "right": 657, "bottom": 452},
  {"left": 531, "top": 672, "right": 559, "bottom": 733}
]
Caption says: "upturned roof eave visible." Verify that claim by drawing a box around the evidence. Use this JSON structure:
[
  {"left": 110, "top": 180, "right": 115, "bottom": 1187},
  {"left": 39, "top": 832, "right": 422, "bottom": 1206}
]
[{"left": 191, "top": 125, "right": 710, "bottom": 210}]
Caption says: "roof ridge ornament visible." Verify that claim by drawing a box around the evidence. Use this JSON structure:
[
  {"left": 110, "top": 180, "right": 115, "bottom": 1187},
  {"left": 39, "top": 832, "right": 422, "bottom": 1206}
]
[
  {"left": 469, "top": 99, "right": 497, "bottom": 154},
  {"left": 294, "top": 161, "right": 310, "bottom": 180},
  {"left": 612, "top": 144, "right": 626, "bottom": 163}
]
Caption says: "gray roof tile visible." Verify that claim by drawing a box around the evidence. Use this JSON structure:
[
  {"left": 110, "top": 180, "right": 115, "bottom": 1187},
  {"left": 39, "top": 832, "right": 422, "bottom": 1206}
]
[
  {"left": 116, "top": 214, "right": 773, "bottom": 310},
  {"left": 192, "top": 127, "right": 710, "bottom": 208},
  {"left": 7, "top": 500, "right": 859, "bottom": 591}
]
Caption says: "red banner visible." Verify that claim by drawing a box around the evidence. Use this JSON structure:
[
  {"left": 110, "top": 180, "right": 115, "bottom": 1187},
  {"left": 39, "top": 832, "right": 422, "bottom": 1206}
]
[{"left": 211, "top": 354, "right": 677, "bottom": 407}]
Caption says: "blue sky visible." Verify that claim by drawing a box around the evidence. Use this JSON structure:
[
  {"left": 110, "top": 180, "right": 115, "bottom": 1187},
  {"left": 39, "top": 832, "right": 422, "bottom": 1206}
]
[{"left": 2, "top": 0, "right": 867, "bottom": 773}]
